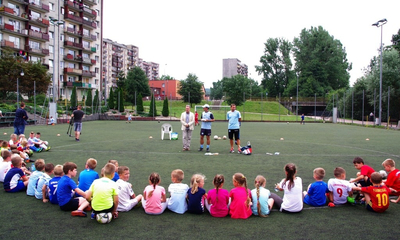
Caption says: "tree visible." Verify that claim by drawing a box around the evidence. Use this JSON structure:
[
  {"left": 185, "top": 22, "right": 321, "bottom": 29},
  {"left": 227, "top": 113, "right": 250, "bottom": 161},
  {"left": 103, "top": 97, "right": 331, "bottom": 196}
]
[
  {"left": 0, "top": 49, "right": 50, "bottom": 99},
  {"left": 108, "top": 88, "right": 114, "bottom": 109},
  {"left": 160, "top": 75, "right": 174, "bottom": 80},
  {"left": 392, "top": 29, "right": 400, "bottom": 53},
  {"left": 221, "top": 75, "right": 251, "bottom": 106},
  {"left": 292, "top": 26, "right": 352, "bottom": 97},
  {"left": 81, "top": 95, "right": 85, "bottom": 106},
  {"left": 125, "top": 67, "right": 151, "bottom": 106},
  {"left": 162, "top": 98, "right": 169, "bottom": 117},
  {"left": 149, "top": 93, "right": 157, "bottom": 117},
  {"left": 210, "top": 80, "right": 224, "bottom": 100},
  {"left": 86, "top": 89, "right": 93, "bottom": 107},
  {"left": 70, "top": 86, "right": 77, "bottom": 108},
  {"left": 177, "top": 73, "right": 203, "bottom": 106},
  {"left": 93, "top": 89, "right": 99, "bottom": 110},
  {"left": 255, "top": 38, "right": 293, "bottom": 97},
  {"left": 118, "top": 88, "right": 125, "bottom": 112},
  {"left": 136, "top": 92, "right": 144, "bottom": 113}
]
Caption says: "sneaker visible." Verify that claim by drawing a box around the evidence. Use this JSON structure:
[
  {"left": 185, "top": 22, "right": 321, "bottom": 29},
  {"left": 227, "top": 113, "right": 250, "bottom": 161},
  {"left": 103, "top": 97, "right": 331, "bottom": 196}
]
[
  {"left": 45, "top": 146, "right": 51, "bottom": 151},
  {"left": 71, "top": 210, "right": 87, "bottom": 217},
  {"left": 198, "top": 147, "right": 203, "bottom": 151},
  {"left": 206, "top": 148, "right": 210, "bottom": 152},
  {"left": 328, "top": 202, "right": 335, "bottom": 208},
  {"left": 84, "top": 205, "right": 92, "bottom": 212},
  {"left": 230, "top": 148, "right": 234, "bottom": 153},
  {"left": 238, "top": 149, "right": 242, "bottom": 154},
  {"left": 76, "top": 139, "right": 80, "bottom": 142},
  {"left": 91, "top": 212, "right": 96, "bottom": 220}
]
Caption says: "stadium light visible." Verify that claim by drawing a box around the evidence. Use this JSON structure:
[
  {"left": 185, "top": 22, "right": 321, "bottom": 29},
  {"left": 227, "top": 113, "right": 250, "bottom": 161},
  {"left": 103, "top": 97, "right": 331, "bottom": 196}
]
[{"left": 372, "top": 18, "right": 387, "bottom": 125}]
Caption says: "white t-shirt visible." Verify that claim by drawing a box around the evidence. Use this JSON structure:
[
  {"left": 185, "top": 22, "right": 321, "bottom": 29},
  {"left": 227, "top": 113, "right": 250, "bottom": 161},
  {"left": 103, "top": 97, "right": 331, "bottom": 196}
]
[
  {"left": 167, "top": 183, "right": 189, "bottom": 214},
  {"left": 327, "top": 178, "right": 353, "bottom": 205},
  {"left": 116, "top": 179, "right": 137, "bottom": 212},
  {"left": 0, "top": 161, "right": 12, "bottom": 182},
  {"left": 280, "top": 177, "right": 303, "bottom": 212}
]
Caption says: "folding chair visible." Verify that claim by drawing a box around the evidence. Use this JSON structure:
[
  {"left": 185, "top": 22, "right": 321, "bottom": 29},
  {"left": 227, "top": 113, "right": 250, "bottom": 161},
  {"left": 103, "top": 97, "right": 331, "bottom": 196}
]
[{"left": 161, "top": 123, "right": 173, "bottom": 140}]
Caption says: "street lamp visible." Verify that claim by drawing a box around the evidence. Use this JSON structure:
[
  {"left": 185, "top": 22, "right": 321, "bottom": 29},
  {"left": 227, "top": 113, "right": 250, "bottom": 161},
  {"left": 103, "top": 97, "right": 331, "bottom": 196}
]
[
  {"left": 17, "top": 70, "right": 24, "bottom": 109},
  {"left": 296, "top": 72, "right": 299, "bottom": 121},
  {"left": 372, "top": 18, "right": 387, "bottom": 125},
  {"left": 49, "top": 17, "right": 64, "bottom": 103}
]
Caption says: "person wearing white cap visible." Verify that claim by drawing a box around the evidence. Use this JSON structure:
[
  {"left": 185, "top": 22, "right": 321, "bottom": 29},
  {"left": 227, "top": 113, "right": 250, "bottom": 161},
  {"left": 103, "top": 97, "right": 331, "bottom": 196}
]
[{"left": 198, "top": 104, "right": 214, "bottom": 152}]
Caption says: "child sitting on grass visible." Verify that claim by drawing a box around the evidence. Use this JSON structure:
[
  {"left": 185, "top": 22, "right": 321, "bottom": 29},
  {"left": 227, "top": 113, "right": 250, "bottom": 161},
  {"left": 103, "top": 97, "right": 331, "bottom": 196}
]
[
  {"left": 187, "top": 174, "right": 207, "bottom": 214},
  {"left": 349, "top": 157, "right": 375, "bottom": 187},
  {"left": 327, "top": 167, "right": 354, "bottom": 207},
  {"left": 48, "top": 165, "right": 63, "bottom": 204},
  {"left": 303, "top": 168, "right": 329, "bottom": 207},
  {"left": 35, "top": 163, "right": 54, "bottom": 201},
  {"left": 0, "top": 150, "right": 12, "bottom": 182},
  {"left": 205, "top": 174, "right": 229, "bottom": 218},
  {"left": 167, "top": 169, "right": 189, "bottom": 214},
  {"left": 251, "top": 175, "right": 274, "bottom": 217},
  {"left": 353, "top": 172, "right": 390, "bottom": 213},
  {"left": 108, "top": 160, "right": 120, "bottom": 181},
  {"left": 381, "top": 159, "right": 400, "bottom": 203},
  {"left": 116, "top": 166, "right": 142, "bottom": 212},
  {"left": 86, "top": 163, "right": 119, "bottom": 220},
  {"left": 142, "top": 172, "right": 167, "bottom": 215},
  {"left": 77, "top": 158, "right": 99, "bottom": 193},
  {"left": 229, "top": 173, "right": 252, "bottom": 219},
  {"left": 3, "top": 155, "right": 29, "bottom": 193},
  {"left": 57, "top": 162, "right": 90, "bottom": 217},
  {"left": 27, "top": 159, "right": 45, "bottom": 196}
]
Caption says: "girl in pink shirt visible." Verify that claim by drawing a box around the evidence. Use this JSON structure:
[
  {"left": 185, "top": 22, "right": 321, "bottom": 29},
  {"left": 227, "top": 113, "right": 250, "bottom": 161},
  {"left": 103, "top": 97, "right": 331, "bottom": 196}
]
[
  {"left": 142, "top": 172, "right": 167, "bottom": 215},
  {"left": 205, "top": 174, "right": 229, "bottom": 217},
  {"left": 229, "top": 173, "right": 252, "bottom": 219}
]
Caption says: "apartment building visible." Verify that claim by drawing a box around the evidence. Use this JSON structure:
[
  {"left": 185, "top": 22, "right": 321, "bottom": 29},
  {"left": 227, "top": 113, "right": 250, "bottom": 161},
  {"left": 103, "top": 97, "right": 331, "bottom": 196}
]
[
  {"left": 0, "top": 0, "right": 103, "bottom": 101},
  {"left": 222, "top": 58, "right": 248, "bottom": 78},
  {"left": 102, "top": 38, "right": 159, "bottom": 94}
]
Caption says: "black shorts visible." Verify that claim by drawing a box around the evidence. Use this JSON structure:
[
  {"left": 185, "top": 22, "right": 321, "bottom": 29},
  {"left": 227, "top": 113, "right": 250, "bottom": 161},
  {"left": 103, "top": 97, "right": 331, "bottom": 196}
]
[
  {"left": 200, "top": 129, "right": 211, "bottom": 136},
  {"left": 60, "top": 198, "right": 79, "bottom": 211},
  {"left": 228, "top": 129, "right": 240, "bottom": 140},
  {"left": 93, "top": 205, "right": 114, "bottom": 214}
]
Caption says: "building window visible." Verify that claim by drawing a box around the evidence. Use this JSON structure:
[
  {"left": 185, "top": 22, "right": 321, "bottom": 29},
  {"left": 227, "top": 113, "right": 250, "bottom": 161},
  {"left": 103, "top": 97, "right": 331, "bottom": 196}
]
[
  {"left": 49, "top": 60, "right": 53, "bottom": 68},
  {"left": 49, "top": 45, "right": 54, "bottom": 54},
  {"left": 60, "top": 34, "right": 64, "bottom": 41},
  {"left": 61, "top": 7, "right": 64, "bottom": 14},
  {"left": 49, "top": 3, "right": 54, "bottom": 11},
  {"left": 49, "top": 31, "right": 54, "bottom": 39},
  {"left": 60, "top": 75, "right": 64, "bottom": 82},
  {"left": 60, "top": 88, "right": 64, "bottom": 96},
  {"left": 60, "top": 47, "right": 64, "bottom": 56},
  {"left": 95, "top": 56, "right": 99, "bottom": 62},
  {"left": 60, "top": 61, "right": 64, "bottom": 69},
  {"left": 95, "top": 67, "right": 99, "bottom": 73}
]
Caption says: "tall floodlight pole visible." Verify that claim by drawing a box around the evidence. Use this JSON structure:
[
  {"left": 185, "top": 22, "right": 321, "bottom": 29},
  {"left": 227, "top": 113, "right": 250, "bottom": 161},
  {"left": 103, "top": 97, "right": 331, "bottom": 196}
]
[
  {"left": 296, "top": 73, "right": 299, "bottom": 121},
  {"left": 372, "top": 18, "right": 387, "bottom": 125},
  {"left": 17, "top": 70, "right": 24, "bottom": 109}
]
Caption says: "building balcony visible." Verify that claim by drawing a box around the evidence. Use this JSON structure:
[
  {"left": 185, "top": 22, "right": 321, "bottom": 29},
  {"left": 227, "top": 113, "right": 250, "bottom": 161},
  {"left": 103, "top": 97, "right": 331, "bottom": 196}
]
[
  {"left": 64, "top": 27, "right": 82, "bottom": 37},
  {"left": 25, "top": 45, "right": 49, "bottom": 56},
  {"left": 82, "top": 7, "right": 97, "bottom": 18},
  {"left": 8, "top": 0, "right": 27, "bottom": 5},
  {"left": 64, "top": 67, "right": 82, "bottom": 75},
  {"left": 64, "top": 40, "right": 83, "bottom": 50},
  {"left": 0, "top": 6, "right": 29, "bottom": 22},
  {"left": 82, "top": 19, "right": 97, "bottom": 29},
  {"left": 0, "top": 24, "right": 29, "bottom": 37},
  {"left": 82, "top": 0, "right": 97, "bottom": 6},
  {"left": 1, "top": 39, "right": 18, "bottom": 48},
  {"left": 29, "top": 17, "right": 50, "bottom": 27},
  {"left": 82, "top": 58, "right": 96, "bottom": 65},
  {"left": 64, "top": 13, "right": 83, "bottom": 24},
  {"left": 64, "top": 0, "right": 82, "bottom": 12},
  {"left": 27, "top": 1, "right": 50, "bottom": 13},
  {"left": 82, "top": 70, "right": 95, "bottom": 77},
  {"left": 63, "top": 81, "right": 93, "bottom": 88},
  {"left": 29, "top": 29, "right": 49, "bottom": 41},
  {"left": 82, "top": 32, "right": 97, "bottom": 42}
]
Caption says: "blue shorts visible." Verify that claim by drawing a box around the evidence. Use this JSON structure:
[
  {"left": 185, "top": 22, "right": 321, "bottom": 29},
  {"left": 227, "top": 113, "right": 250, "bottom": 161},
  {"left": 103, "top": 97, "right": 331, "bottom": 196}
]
[
  {"left": 74, "top": 122, "right": 82, "bottom": 132},
  {"left": 6, "top": 180, "right": 25, "bottom": 193},
  {"left": 60, "top": 198, "right": 79, "bottom": 211},
  {"left": 200, "top": 129, "right": 211, "bottom": 136}
]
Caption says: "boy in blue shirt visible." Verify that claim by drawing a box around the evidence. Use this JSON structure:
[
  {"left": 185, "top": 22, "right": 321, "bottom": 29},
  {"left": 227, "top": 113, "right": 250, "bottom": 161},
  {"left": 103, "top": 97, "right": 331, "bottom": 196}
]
[
  {"left": 47, "top": 165, "right": 64, "bottom": 204},
  {"left": 3, "top": 155, "right": 29, "bottom": 192},
  {"left": 303, "top": 168, "right": 329, "bottom": 206},
  {"left": 26, "top": 159, "right": 45, "bottom": 196},
  {"left": 57, "top": 162, "right": 90, "bottom": 217},
  {"left": 78, "top": 158, "right": 99, "bottom": 192}
]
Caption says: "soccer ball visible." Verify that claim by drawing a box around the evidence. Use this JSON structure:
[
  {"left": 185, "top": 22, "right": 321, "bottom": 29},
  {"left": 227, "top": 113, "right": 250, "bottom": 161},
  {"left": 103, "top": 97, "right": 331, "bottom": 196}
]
[
  {"left": 222, "top": 135, "right": 227, "bottom": 140},
  {"left": 379, "top": 170, "right": 387, "bottom": 179},
  {"left": 213, "top": 135, "right": 218, "bottom": 140},
  {"left": 96, "top": 212, "right": 112, "bottom": 224}
]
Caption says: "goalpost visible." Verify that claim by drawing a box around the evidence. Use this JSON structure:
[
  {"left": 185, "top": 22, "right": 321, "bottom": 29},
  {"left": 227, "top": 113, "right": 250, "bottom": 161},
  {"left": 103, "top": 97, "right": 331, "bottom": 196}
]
[{"left": 194, "top": 105, "right": 231, "bottom": 120}]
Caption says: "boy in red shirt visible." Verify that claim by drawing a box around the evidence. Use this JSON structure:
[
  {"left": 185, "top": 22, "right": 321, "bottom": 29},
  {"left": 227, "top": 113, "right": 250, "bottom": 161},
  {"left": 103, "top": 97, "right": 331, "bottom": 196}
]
[
  {"left": 349, "top": 157, "right": 375, "bottom": 187},
  {"left": 381, "top": 159, "right": 400, "bottom": 203},
  {"left": 354, "top": 172, "right": 390, "bottom": 213}
]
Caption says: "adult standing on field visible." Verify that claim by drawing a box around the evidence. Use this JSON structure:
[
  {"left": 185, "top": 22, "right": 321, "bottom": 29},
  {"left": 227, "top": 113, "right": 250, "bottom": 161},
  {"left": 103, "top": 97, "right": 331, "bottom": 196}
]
[
  {"left": 71, "top": 105, "right": 84, "bottom": 142},
  {"left": 180, "top": 105, "right": 195, "bottom": 151},
  {"left": 198, "top": 104, "right": 215, "bottom": 152},
  {"left": 227, "top": 104, "right": 241, "bottom": 153},
  {"left": 14, "top": 102, "right": 28, "bottom": 135}
]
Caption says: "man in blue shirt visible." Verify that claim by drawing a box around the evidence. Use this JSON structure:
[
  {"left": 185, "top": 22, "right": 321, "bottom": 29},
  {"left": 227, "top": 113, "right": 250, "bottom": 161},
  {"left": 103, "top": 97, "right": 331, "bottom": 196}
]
[
  {"left": 227, "top": 104, "right": 241, "bottom": 153},
  {"left": 198, "top": 104, "right": 214, "bottom": 152}
]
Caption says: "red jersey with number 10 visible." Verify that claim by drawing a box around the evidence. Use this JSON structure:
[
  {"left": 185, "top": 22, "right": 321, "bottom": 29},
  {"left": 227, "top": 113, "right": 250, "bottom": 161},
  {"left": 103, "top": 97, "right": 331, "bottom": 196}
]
[{"left": 361, "top": 185, "right": 390, "bottom": 213}]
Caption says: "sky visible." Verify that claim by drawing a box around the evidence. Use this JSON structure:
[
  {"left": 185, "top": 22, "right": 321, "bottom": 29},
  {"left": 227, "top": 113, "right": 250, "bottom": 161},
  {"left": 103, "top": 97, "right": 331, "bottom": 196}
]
[{"left": 103, "top": 0, "right": 400, "bottom": 89}]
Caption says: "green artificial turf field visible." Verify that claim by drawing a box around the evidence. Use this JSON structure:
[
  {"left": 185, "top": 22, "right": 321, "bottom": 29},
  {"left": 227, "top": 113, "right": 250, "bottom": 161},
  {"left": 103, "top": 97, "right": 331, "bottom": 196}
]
[{"left": 0, "top": 121, "right": 399, "bottom": 240}]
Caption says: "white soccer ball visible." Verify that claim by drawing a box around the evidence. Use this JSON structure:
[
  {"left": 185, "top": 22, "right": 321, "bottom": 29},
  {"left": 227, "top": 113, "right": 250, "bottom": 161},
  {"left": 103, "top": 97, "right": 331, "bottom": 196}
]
[
  {"left": 379, "top": 170, "right": 387, "bottom": 179},
  {"left": 222, "top": 135, "right": 227, "bottom": 140},
  {"left": 214, "top": 135, "right": 218, "bottom": 140},
  {"left": 96, "top": 212, "right": 112, "bottom": 224}
]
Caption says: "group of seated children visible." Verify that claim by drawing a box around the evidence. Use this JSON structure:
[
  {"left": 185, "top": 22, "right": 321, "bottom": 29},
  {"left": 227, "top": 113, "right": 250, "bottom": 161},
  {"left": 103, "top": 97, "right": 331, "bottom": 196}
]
[{"left": 2, "top": 155, "right": 399, "bottom": 222}]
